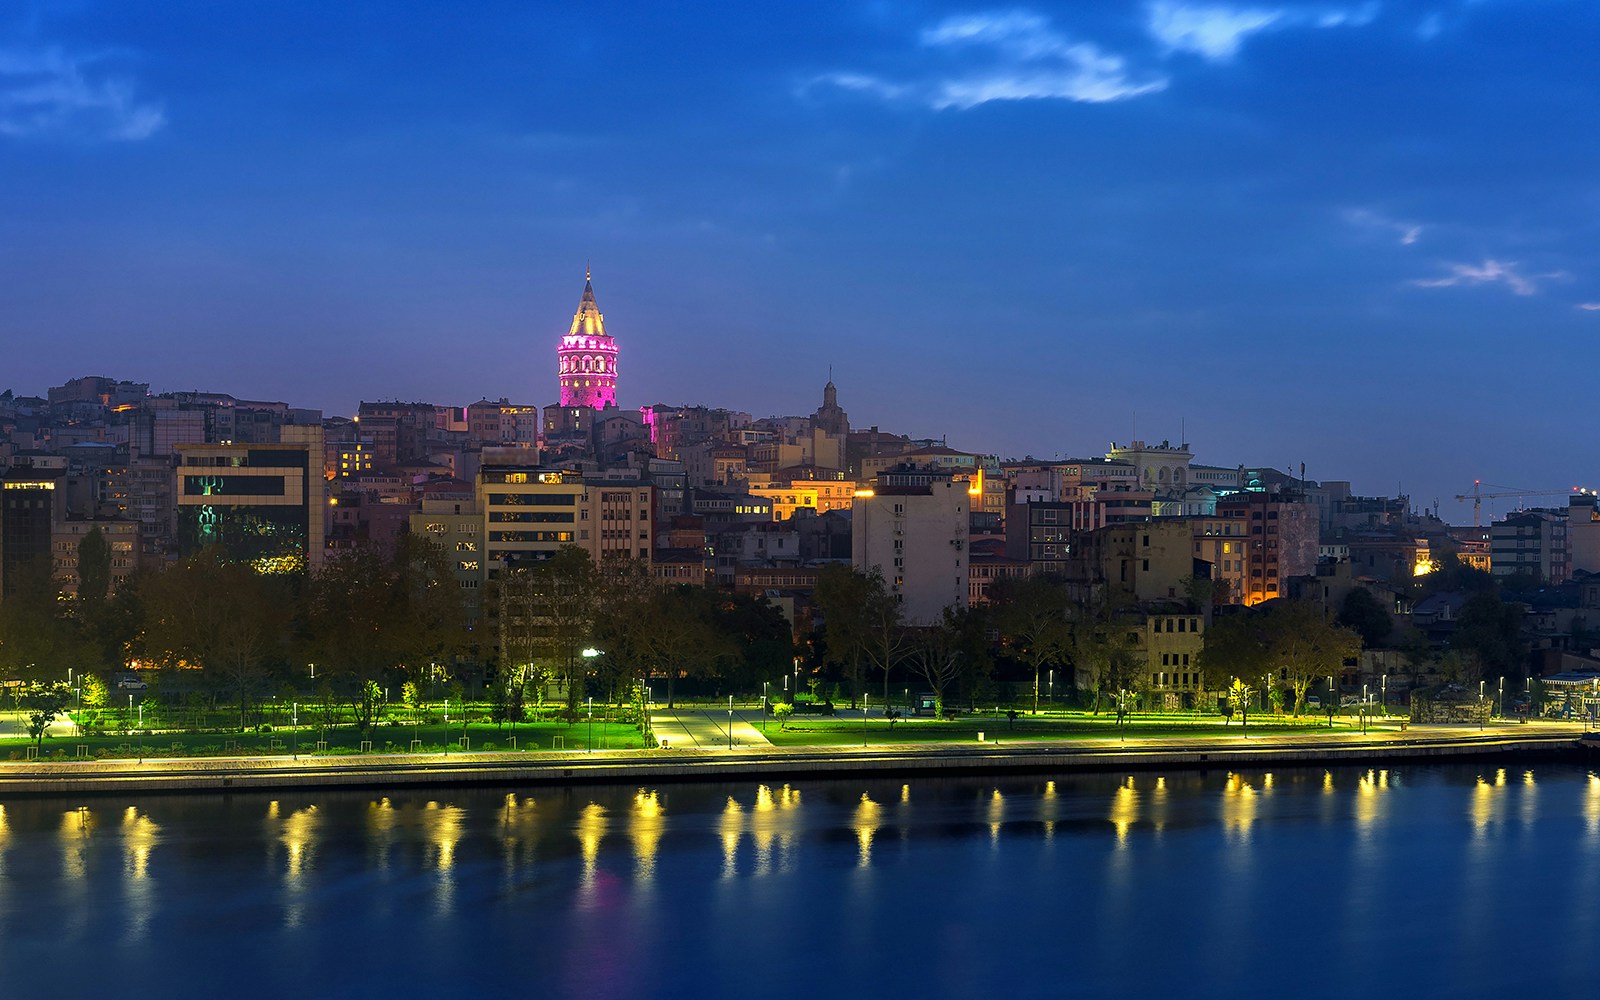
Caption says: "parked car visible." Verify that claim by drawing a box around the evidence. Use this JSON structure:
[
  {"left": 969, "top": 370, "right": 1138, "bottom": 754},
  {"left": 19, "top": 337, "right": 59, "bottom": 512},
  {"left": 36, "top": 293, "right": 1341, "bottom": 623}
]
[{"left": 115, "top": 672, "right": 148, "bottom": 692}]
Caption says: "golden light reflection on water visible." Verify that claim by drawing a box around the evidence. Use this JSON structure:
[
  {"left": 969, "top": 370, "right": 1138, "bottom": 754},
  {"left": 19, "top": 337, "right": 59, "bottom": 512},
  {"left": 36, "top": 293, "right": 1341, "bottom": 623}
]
[
  {"left": 1586, "top": 774, "right": 1600, "bottom": 838},
  {"left": 719, "top": 796, "right": 743, "bottom": 879},
  {"left": 1471, "top": 774, "right": 1503, "bottom": 836},
  {"left": 576, "top": 803, "right": 606, "bottom": 898},
  {"left": 59, "top": 806, "right": 94, "bottom": 881},
  {"left": 1151, "top": 776, "right": 1168, "bottom": 834},
  {"left": 1222, "top": 773, "right": 1257, "bottom": 839},
  {"left": 1519, "top": 769, "right": 1538, "bottom": 827},
  {"left": 987, "top": 788, "right": 1005, "bottom": 847},
  {"left": 423, "top": 801, "right": 464, "bottom": 916},
  {"left": 279, "top": 805, "right": 318, "bottom": 883},
  {"left": 497, "top": 793, "right": 539, "bottom": 873},
  {"left": 367, "top": 796, "right": 398, "bottom": 870},
  {"left": 1354, "top": 769, "right": 1390, "bottom": 833},
  {"left": 122, "top": 805, "right": 159, "bottom": 882},
  {"left": 748, "top": 784, "right": 801, "bottom": 876},
  {"left": 1041, "top": 780, "right": 1057, "bottom": 839},
  {"left": 122, "top": 806, "right": 160, "bottom": 942},
  {"left": 422, "top": 801, "right": 463, "bottom": 871},
  {"left": 1110, "top": 778, "right": 1138, "bottom": 846},
  {"left": 855, "top": 793, "right": 881, "bottom": 868},
  {"left": 632, "top": 790, "right": 664, "bottom": 882}
]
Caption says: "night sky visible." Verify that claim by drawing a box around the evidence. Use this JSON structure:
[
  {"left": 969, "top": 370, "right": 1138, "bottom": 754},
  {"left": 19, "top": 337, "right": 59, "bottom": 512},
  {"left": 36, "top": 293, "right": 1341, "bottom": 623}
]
[{"left": 3, "top": 1, "right": 1597, "bottom": 518}]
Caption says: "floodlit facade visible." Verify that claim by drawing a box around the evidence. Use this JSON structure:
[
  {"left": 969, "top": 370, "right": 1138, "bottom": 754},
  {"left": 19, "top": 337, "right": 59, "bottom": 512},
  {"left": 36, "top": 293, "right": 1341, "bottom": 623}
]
[
  {"left": 557, "top": 271, "right": 619, "bottom": 410},
  {"left": 852, "top": 479, "right": 969, "bottom": 625}
]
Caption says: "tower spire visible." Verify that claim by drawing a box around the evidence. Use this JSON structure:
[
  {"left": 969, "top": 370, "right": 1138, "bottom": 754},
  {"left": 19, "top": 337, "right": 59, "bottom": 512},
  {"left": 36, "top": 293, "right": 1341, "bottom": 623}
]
[{"left": 557, "top": 266, "right": 618, "bottom": 410}]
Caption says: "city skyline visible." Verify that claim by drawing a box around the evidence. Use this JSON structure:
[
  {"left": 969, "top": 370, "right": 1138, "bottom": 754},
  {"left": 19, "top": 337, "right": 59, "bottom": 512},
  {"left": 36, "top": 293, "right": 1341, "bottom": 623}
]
[{"left": 4, "top": 1, "right": 1599, "bottom": 512}]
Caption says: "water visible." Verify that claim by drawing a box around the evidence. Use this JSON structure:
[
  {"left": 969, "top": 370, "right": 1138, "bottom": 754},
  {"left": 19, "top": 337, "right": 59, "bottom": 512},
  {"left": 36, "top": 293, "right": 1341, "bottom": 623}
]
[{"left": 1, "top": 762, "right": 1596, "bottom": 999}]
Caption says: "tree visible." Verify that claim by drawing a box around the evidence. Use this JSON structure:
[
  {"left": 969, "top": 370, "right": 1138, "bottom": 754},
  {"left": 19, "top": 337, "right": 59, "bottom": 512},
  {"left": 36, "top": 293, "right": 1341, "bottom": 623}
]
[
  {"left": 303, "top": 545, "right": 399, "bottom": 734},
  {"left": 908, "top": 605, "right": 989, "bottom": 718},
  {"left": 1067, "top": 587, "right": 1139, "bottom": 712},
  {"left": 80, "top": 673, "right": 108, "bottom": 731},
  {"left": 859, "top": 570, "right": 909, "bottom": 706},
  {"left": 990, "top": 575, "right": 1071, "bottom": 713},
  {"left": 1338, "top": 588, "right": 1393, "bottom": 648},
  {"left": 21, "top": 681, "right": 74, "bottom": 751},
  {"left": 0, "top": 555, "right": 83, "bottom": 682},
  {"left": 1270, "top": 602, "right": 1362, "bottom": 716},
  {"left": 1197, "top": 609, "right": 1273, "bottom": 704},
  {"left": 1453, "top": 592, "right": 1527, "bottom": 681},
  {"left": 813, "top": 564, "right": 872, "bottom": 707},
  {"left": 391, "top": 534, "right": 469, "bottom": 690},
  {"left": 532, "top": 547, "right": 598, "bottom": 711},
  {"left": 141, "top": 549, "right": 290, "bottom": 729},
  {"left": 76, "top": 526, "right": 112, "bottom": 607}
]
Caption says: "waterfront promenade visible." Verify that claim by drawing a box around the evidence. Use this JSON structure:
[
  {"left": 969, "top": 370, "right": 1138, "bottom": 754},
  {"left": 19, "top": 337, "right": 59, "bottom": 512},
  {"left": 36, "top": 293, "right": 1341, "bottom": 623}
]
[{"left": 0, "top": 715, "right": 1587, "bottom": 797}]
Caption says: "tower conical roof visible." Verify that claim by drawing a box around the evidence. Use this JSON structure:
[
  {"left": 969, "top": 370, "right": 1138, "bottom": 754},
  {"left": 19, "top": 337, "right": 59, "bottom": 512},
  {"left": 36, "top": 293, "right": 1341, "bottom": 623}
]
[{"left": 569, "top": 269, "right": 608, "bottom": 338}]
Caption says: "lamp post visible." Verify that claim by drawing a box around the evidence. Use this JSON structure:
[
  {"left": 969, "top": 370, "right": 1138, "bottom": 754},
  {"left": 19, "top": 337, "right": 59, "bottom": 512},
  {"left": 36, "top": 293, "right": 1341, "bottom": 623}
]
[
  {"left": 728, "top": 694, "right": 735, "bottom": 750},
  {"left": 1327, "top": 674, "right": 1334, "bottom": 728},
  {"left": 763, "top": 682, "right": 770, "bottom": 734},
  {"left": 1361, "top": 683, "right": 1369, "bottom": 734},
  {"left": 1381, "top": 673, "right": 1388, "bottom": 717},
  {"left": 862, "top": 692, "right": 869, "bottom": 747},
  {"left": 646, "top": 685, "right": 654, "bottom": 745},
  {"left": 292, "top": 702, "right": 298, "bottom": 759},
  {"left": 587, "top": 696, "right": 594, "bottom": 753},
  {"left": 1498, "top": 676, "right": 1504, "bottom": 720}
]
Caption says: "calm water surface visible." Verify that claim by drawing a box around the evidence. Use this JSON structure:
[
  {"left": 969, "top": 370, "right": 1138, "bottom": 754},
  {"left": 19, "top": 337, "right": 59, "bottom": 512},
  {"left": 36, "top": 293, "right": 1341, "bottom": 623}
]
[{"left": 1, "top": 763, "right": 1596, "bottom": 999}]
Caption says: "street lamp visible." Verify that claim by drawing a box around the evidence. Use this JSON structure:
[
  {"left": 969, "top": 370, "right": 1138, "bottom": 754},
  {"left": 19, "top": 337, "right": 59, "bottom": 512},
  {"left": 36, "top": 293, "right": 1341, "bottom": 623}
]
[
  {"left": 1048, "top": 669, "right": 1054, "bottom": 706},
  {"left": 292, "top": 702, "right": 298, "bottom": 759},
  {"left": 763, "top": 682, "right": 770, "bottom": 734},
  {"left": 1498, "top": 676, "right": 1504, "bottom": 720},
  {"left": 1326, "top": 674, "right": 1334, "bottom": 728},
  {"left": 1361, "top": 683, "right": 1369, "bottom": 734},
  {"left": 1381, "top": 674, "right": 1387, "bottom": 717},
  {"left": 728, "top": 694, "right": 735, "bottom": 750},
  {"left": 587, "top": 696, "right": 594, "bottom": 753}
]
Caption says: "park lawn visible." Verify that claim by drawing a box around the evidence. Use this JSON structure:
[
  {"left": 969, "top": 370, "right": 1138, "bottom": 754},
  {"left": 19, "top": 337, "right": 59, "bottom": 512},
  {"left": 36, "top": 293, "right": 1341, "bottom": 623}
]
[
  {"left": 764, "top": 712, "right": 1364, "bottom": 747},
  {"left": 1, "top": 719, "right": 647, "bottom": 761}
]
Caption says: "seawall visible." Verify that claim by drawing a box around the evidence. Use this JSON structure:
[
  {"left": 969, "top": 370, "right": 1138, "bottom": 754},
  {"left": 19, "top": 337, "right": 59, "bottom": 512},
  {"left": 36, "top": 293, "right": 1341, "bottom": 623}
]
[{"left": 0, "top": 728, "right": 1587, "bottom": 797}]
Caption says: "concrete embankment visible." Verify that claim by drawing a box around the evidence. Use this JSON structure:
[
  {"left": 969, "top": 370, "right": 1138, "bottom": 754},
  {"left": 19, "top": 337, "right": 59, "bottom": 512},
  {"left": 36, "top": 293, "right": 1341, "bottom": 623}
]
[{"left": 0, "top": 727, "right": 1588, "bottom": 797}]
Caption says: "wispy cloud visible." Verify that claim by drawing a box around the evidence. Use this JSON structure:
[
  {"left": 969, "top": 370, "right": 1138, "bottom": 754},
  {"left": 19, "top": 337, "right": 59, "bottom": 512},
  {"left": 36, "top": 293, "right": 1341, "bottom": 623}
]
[
  {"left": 1344, "top": 207, "right": 1422, "bottom": 246},
  {"left": 1145, "top": 1, "right": 1379, "bottom": 62},
  {"left": 1576, "top": 302, "right": 1600, "bottom": 312},
  {"left": 1410, "top": 259, "right": 1548, "bottom": 296},
  {"left": 0, "top": 46, "right": 164, "bottom": 142},
  {"left": 807, "top": 10, "right": 1166, "bottom": 111}
]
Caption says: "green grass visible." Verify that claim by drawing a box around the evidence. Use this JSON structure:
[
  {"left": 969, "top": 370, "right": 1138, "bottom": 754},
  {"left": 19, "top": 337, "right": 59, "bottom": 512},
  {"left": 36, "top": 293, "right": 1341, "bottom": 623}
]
[
  {"left": 0, "top": 719, "right": 646, "bottom": 761},
  {"left": 763, "top": 711, "right": 1381, "bottom": 747}
]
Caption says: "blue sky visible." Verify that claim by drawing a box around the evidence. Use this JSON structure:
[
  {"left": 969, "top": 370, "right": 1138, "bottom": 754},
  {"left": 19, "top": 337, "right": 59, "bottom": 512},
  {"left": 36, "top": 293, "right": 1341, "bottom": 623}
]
[{"left": 2, "top": 1, "right": 1597, "bottom": 517}]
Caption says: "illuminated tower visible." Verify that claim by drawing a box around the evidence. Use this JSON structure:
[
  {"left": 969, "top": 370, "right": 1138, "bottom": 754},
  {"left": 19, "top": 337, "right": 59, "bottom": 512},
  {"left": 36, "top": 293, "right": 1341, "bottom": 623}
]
[{"left": 557, "top": 269, "right": 618, "bottom": 409}]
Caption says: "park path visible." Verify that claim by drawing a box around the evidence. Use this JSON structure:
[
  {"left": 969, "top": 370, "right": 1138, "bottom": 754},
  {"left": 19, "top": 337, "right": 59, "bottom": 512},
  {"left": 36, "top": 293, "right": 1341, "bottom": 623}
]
[{"left": 650, "top": 706, "right": 771, "bottom": 749}]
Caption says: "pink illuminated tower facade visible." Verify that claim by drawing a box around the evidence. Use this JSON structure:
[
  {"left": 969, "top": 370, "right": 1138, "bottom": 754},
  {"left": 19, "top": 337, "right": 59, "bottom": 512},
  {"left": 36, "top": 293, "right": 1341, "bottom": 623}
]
[{"left": 557, "top": 270, "right": 619, "bottom": 409}]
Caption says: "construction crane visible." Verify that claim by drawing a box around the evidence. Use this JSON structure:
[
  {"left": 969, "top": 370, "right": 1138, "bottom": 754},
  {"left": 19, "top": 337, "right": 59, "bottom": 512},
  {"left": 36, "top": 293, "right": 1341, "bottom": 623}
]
[{"left": 1454, "top": 481, "right": 1590, "bottom": 527}]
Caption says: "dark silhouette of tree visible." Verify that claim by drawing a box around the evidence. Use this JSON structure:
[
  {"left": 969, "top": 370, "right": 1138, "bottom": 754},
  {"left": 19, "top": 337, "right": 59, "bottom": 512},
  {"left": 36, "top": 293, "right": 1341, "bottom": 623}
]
[
  {"left": 813, "top": 564, "right": 872, "bottom": 707},
  {"left": 1453, "top": 592, "right": 1527, "bottom": 680},
  {"left": 141, "top": 549, "right": 289, "bottom": 730},
  {"left": 990, "top": 574, "right": 1071, "bottom": 713},
  {"left": 1338, "top": 587, "right": 1393, "bottom": 648}
]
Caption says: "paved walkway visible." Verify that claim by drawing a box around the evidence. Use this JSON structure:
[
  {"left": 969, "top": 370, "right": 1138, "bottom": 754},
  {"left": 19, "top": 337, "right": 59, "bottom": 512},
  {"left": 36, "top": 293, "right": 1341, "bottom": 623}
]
[{"left": 650, "top": 706, "right": 772, "bottom": 749}]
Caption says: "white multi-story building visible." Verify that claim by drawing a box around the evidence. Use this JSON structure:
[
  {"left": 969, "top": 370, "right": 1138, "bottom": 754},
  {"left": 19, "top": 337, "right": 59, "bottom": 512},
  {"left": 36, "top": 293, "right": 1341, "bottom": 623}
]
[{"left": 852, "top": 479, "right": 969, "bottom": 625}]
